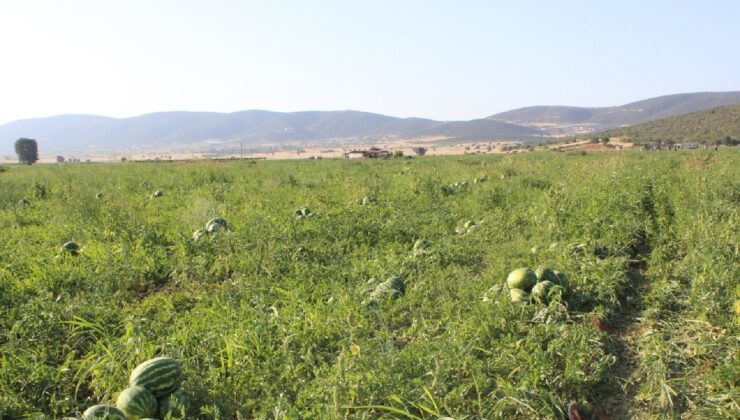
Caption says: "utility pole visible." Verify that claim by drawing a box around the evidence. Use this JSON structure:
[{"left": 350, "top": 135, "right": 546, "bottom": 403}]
[{"left": 240, "top": 142, "right": 243, "bottom": 159}]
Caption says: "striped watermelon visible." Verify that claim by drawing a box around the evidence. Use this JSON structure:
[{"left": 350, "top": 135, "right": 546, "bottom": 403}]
[
  {"left": 130, "top": 357, "right": 184, "bottom": 397},
  {"left": 192, "top": 229, "right": 207, "bottom": 241},
  {"left": 206, "top": 217, "right": 227, "bottom": 233},
  {"left": 81, "top": 405, "right": 127, "bottom": 420},
  {"left": 116, "top": 386, "right": 157, "bottom": 419},
  {"left": 506, "top": 268, "right": 537, "bottom": 292},
  {"left": 60, "top": 241, "right": 80, "bottom": 257},
  {"left": 159, "top": 389, "right": 190, "bottom": 418}
]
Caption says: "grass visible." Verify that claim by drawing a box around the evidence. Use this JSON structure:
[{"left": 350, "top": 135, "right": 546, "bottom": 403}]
[{"left": 0, "top": 150, "right": 737, "bottom": 418}]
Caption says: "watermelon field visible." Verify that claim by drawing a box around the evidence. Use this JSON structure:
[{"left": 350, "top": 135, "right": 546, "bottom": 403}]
[{"left": 0, "top": 149, "right": 738, "bottom": 419}]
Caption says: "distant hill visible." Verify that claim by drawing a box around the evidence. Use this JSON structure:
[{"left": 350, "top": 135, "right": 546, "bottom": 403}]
[
  {"left": 598, "top": 104, "right": 740, "bottom": 144},
  {"left": 2, "top": 91, "right": 740, "bottom": 154},
  {"left": 0, "top": 110, "right": 539, "bottom": 154},
  {"left": 489, "top": 92, "right": 740, "bottom": 130}
]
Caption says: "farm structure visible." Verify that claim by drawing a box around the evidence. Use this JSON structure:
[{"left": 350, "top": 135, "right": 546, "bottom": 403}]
[
  {"left": 643, "top": 142, "right": 700, "bottom": 151},
  {"left": 344, "top": 147, "right": 391, "bottom": 159}
]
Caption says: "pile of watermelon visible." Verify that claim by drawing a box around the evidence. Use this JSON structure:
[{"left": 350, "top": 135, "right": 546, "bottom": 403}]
[
  {"left": 81, "top": 357, "right": 189, "bottom": 420},
  {"left": 504, "top": 266, "right": 572, "bottom": 304},
  {"left": 192, "top": 217, "right": 228, "bottom": 241}
]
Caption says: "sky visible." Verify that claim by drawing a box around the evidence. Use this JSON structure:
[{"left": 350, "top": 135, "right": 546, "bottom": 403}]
[{"left": 0, "top": 0, "right": 739, "bottom": 124}]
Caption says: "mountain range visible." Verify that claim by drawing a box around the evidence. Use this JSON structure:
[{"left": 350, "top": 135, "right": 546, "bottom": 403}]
[{"left": 2, "top": 91, "right": 739, "bottom": 154}]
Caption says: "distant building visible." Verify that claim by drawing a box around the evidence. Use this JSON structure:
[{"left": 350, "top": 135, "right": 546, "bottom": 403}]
[{"left": 344, "top": 147, "right": 391, "bottom": 159}]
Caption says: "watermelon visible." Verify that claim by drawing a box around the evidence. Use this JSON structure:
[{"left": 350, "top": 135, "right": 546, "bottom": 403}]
[
  {"left": 535, "top": 266, "right": 560, "bottom": 283},
  {"left": 548, "top": 285, "right": 567, "bottom": 302},
  {"left": 361, "top": 195, "right": 376, "bottom": 205},
  {"left": 159, "top": 389, "right": 190, "bottom": 418},
  {"left": 531, "top": 281, "right": 554, "bottom": 304},
  {"left": 192, "top": 229, "right": 207, "bottom": 241},
  {"left": 95, "top": 192, "right": 104, "bottom": 200},
  {"left": 364, "top": 276, "right": 405, "bottom": 305},
  {"left": 151, "top": 190, "right": 163, "bottom": 198},
  {"left": 296, "top": 207, "right": 313, "bottom": 219},
  {"left": 554, "top": 270, "right": 570, "bottom": 288},
  {"left": 506, "top": 268, "right": 537, "bottom": 292},
  {"left": 17, "top": 198, "right": 30, "bottom": 206},
  {"left": 61, "top": 241, "right": 80, "bottom": 256},
  {"left": 205, "top": 217, "right": 227, "bottom": 233},
  {"left": 464, "top": 220, "right": 477, "bottom": 229},
  {"left": 509, "top": 288, "right": 530, "bottom": 303},
  {"left": 116, "top": 386, "right": 157, "bottom": 419},
  {"left": 413, "top": 239, "right": 431, "bottom": 254},
  {"left": 82, "top": 405, "right": 127, "bottom": 420},
  {"left": 130, "top": 357, "right": 184, "bottom": 397}
]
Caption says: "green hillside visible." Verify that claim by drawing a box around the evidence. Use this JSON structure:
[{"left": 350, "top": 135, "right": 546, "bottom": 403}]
[
  {"left": 601, "top": 104, "right": 740, "bottom": 144},
  {"left": 490, "top": 91, "right": 740, "bottom": 128}
]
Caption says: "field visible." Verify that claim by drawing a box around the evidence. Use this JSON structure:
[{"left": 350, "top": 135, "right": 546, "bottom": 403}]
[{"left": 0, "top": 150, "right": 737, "bottom": 419}]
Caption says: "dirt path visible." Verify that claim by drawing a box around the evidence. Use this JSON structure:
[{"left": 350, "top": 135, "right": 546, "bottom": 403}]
[{"left": 592, "top": 185, "right": 657, "bottom": 419}]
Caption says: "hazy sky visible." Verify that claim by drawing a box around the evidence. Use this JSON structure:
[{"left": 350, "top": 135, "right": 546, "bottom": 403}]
[{"left": 1, "top": 0, "right": 738, "bottom": 124}]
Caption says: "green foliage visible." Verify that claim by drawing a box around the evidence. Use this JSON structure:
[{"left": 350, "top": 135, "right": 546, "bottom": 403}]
[
  {"left": 0, "top": 151, "right": 737, "bottom": 418},
  {"left": 14, "top": 137, "right": 39, "bottom": 165},
  {"left": 601, "top": 104, "right": 740, "bottom": 144}
]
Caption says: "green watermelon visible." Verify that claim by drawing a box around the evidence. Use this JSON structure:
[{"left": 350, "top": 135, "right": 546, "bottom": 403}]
[
  {"left": 531, "top": 280, "right": 554, "bottom": 304},
  {"left": 95, "top": 192, "right": 104, "bottom": 200},
  {"left": 506, "top": 268, "right": 537, "bottom": 292},
  {"left": 361, "top": 195, "right": 376, "bottom": 205},
  {"left": 509, "top": 288, "right": 530, "bottom": 303},
  {"left": 548, "top": 285, "right": 566, "bottom": 302},
  {"left": 82, "top": 405, "right": 127, "bottom": 420},
  {"left": 159, "top": 389, "right": 190, "bottom": 418},
  {"left": 296, "top": 207, "right": 313, "bottom": 219},
  {"left": 553, "top": 270, "right": 570, "bottom": 288},
  {"left": 535, "top": 266, "right": 560, "bottom": 283},
  {"left": 61, "top": 241, "right": 80, "bottom": 256},
  {"left": 151, "top": 190, "right": 163, "bottom": 198},
  {"left": 116, "top": 386, "right": 157, "bottom": 419},
  {"left": 364, "top": 276, "right": 405, "bottom": 305},
  {"left": 205, "top": 217, "right": 227, "bottom": 233},
  {"left": 17, "top": 198, "right": 30, "bottom": 206},
  {"left": 130, "top": 357, "right": 184, "bottom": 397},
  {"left": 192, "top": 229, "right": 207, "bottom": 241},
  {"left": 413, "top": 239, "right": 431, "bottom": 254}
]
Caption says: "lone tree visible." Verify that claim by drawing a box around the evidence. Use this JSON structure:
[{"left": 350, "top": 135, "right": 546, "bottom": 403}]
[
  {"left": 600, "top": 137, "right": 610, "bottom": 146},
  {"left": 412, "top": 147, "right": 427, "bottom": 156},
  {"left": 56, "top": 155, "right": 65, "bottom": 163},
  {"left": 15, "top": 138, "right": 39, "bottom": 165}
]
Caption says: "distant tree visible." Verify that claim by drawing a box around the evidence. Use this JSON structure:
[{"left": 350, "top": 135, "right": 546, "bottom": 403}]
[
  {"left": 590, "top": 137, "right": 600, "bottom": 144},
  {"left": 600, "top": 137, "right": 610, "bottom": 146},
  {"left": 724, "top": 135, "right": 732, "bottom": 146},
  {"left": 412, "top": 147, "right": 427, "bottom": 156},
  {"left": 56, "top": 155, "right": 65, "bottom": 163},
  {"left": 393, "top": 150, "right": 404, "bottom": 158},
  {"left": 121, "top": 157, "right": 128, "bottom": 162},
  {"left": 14, "top": 138, "right": 39, "bottom": 165}
]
